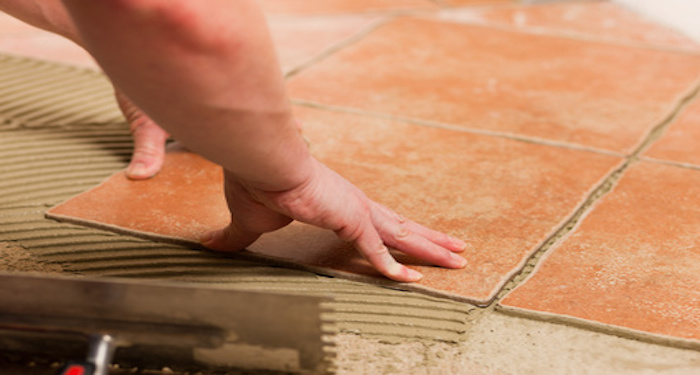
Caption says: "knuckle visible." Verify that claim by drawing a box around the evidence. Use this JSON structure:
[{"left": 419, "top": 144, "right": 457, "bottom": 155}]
[
  {"left": 393, "top": 224, "right": 411, "bottom": 244},
  {"left": 133, "top": 144, "right": 163, "bottom": 160}
]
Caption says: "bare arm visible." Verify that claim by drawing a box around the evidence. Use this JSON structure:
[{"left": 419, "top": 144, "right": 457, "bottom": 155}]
[
  {"left": 61, "top": 0, "right": 467, "bottom": 282},
  {"left": 0, "top": 0, "right": 170, "bottom": 179},
  {"left": 62, "top": 0, "right": 309, "bottom": 190},
  {"left": 0, "top": 0, "right": 80, "bottom": 43}
]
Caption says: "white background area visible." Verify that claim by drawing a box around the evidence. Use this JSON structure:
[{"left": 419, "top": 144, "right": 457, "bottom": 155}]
[{"left": 614, "top": 0, "right": 700, "bottom": 42}]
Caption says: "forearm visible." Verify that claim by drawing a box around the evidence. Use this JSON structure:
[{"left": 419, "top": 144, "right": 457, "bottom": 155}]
[
  {"left": 0, "top": 0, "right": 81, "bottom": 43},
  {"left": 61, "top": 0, "right": 312, "bottom": 191}
]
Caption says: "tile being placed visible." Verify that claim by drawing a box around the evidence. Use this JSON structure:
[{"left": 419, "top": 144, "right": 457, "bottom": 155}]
[
  {"left": 48, "top": 107, "right": 623, "bottom": 304},
  {"left": 267, "top": 15, "right": 382, "bottom": 73},
  {"left": 439, "top": 2, "right": 700, "bottom": 52},
  {"left": 500, "top": 162, "right": 700, "bottom": 345},
  {"left": 287, "top": 18, "right": 700, "bottom": 154},
  {"left": 643, "top": 97, "right": 700, "bottom": 167},
  {"left": 257, "top": 0, "right": 436, "bottom": 16}
]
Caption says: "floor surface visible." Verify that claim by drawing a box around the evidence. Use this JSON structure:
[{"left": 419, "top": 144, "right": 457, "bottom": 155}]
[{"left": 1, "top": 0, "right": 699, "bottom": 374}]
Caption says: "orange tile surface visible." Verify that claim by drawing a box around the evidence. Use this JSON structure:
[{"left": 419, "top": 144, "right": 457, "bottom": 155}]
[
  {"left": 461, "top": 2, "right": 700, "bottom": 51},
  {"left": 443, "top": 0, "right": 513, "bottom": 5},
  {"left": 288, "top": 18, "right": 700, "bottom": 153},
  {"left": 257, "top": 0, "right": 436, "bottom": 15},
  {"left": 644, "top": 97, "right": 700, "bottom": 167},
  {"left": 267, "top": 15, "right": 381, "bottom": 73},
  {"left": 500, "top": 162, "right": 700, "bottom": 343},
  {"left": 48, "top": 107, "right": 622, "bottom": 304}
]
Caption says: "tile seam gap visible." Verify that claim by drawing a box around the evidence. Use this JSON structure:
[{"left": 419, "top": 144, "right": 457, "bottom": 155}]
[
  {"left": 482, "top": 72, "right": 700, "bottom": 321},
  {"left": 284, "top": 15, "right": 397, "bottom": 80},
  {"left": 629, "top": 78, "right": 700, "bottom": 159},
  {"left": 496, "top": 305, "right": 700, "bottom": 351},
  {"left": 291, "top": 99, "right": 625, "bottom": 157},
  {"left": 640, "top": 157, "right": 700, "bottom": 172},
  {"left": 490, "top": 159, "right": 631, "bottom": 307}
]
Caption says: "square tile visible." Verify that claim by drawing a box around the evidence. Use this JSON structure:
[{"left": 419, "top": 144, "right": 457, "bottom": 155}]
[
  {"left": 443, "top": 0, "right": 514, "bottom": 5},
  {"left": 287, "top": 18, "right": 700, "bottom": 153},
  {"left": 257, "top": 0, "right": 436, "bottom": 15},
  {"left": 48, "top": 107, "right": 622, "bottom": 304},
  {"left": 267, "top": 15, "right": 382, "bottom": 73},
  {"left": 500, "top": 162, "right": 700, "bottom": 344},
  {"left": 643, "top": 97, "right": 700, "bottom": 167},
  {"left": 439, "top": 2, "right": 700, "bottom": 51}
]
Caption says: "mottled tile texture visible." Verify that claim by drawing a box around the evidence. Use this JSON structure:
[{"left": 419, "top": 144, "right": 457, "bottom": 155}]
[
  {"left": 48, "top": 108, "right": 622, "bottom": 304},
  {"left": 500, "top": 162, "right": 700, "bottom": 343},
  {"left": 257, "top": 0, "right": 436, "bottom": 15},
  {"left": 454, "top": 2, "right": 700, "bottom": 51},
  {"left": 644, "top": 97, "right": 700, "bottom": 167},
  {"left": 22, "top": 0, "right": 700, "bottom": 344},
  {"left": 288, "top": 18, "right": 700, "bottom": 153}
]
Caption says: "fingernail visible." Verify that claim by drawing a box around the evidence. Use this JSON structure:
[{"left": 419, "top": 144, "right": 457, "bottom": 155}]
[
  {"left": 450, "top": 236, "right": 467, "bottom": 251},
  {"left": 452, "top": 253, "right": 467, "bottom": 268},
  {"left": 127, "top": 162, "right": 148, "bottom": 178},
  {"left": 405, "top": 268, "right": 424, "bottom": 282}
]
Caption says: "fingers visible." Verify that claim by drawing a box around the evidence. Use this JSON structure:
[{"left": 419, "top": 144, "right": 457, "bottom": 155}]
[
  {"left": 115, "top": 89, "right": 169, "bottom": 179},
  {"left": 127, "top": 121, "right": 169, "bottom": 179},
  {"left": 377, "top": 205, "right": 467, "bottom": 253},
  {"left": 337, "top": 219, "right": 423, "bottom": 283},
  {"left": 372, "top": 204, "right": 467, "bottom": 270}
]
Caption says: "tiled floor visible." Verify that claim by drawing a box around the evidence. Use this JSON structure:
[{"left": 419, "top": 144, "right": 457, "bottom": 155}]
[{"left": 2, "top": 0, "right": 700, "bottom": 371}]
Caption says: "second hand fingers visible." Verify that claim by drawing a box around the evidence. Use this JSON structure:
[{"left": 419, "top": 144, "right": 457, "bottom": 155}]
[{"left": 127, "top": 122, "right": 169, "bottom": 179}]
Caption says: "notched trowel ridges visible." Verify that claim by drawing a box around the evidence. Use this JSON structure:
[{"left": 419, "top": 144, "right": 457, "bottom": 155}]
[{"left": 0, "top": 54, "right": 123, "bottom": 127}]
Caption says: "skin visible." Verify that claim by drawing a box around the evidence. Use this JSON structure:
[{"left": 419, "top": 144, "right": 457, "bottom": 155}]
[
  {"left": 0, "top": 0, "right": 168, "bottom": 180},
  {"left": 1, "top": 0, "right": 468, "bottom": 282}
]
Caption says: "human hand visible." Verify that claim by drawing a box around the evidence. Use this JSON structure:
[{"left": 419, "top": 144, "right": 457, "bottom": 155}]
[
  {"left": 201, "top": 157, "right": 467, "bottom": 282},
  {"left": 115, "top": 90, "right": 170, "bottom": 180}
]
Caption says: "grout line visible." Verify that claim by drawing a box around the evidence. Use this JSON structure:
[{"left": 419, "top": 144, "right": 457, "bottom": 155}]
[
  {"left": 628, "top": 78, "right": 700, "bottom": 158},
  {"left": 284, "top": 16, "right": 396, "bottom": 79},
  {"left": 487, "top": 76, "right": 700, "bottom": 305},
  {"left": 640, "top": 156, "right": 700, "bottom": 172},
  {"left": 291, "top": 99, "right": 626, "bottom": 158}
]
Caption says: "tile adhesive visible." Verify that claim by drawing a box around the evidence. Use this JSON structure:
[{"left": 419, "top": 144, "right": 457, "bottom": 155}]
[{"left": 0, "top": 54, "right": 474, "bottom": 346}]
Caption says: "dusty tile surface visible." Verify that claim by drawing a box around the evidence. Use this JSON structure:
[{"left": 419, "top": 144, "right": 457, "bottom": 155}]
[
  {"left": 447, "top": 1, "right": 700, "bottom": 51},
  {"left": 644, "top": 97, "right": 700, "bottom": 167},
  {"left": 257, "top": 0, "right": 436, "bottom": 15},
  {"left": 288, "top": 18, "right": 700, "bottom": 153},
  {"left": 48, "top": 107, "right": 622, "bottom": 304},
  {"left": 500, "top": 162, "right": 700, "bottom": 343},
  {"left": 267, "top": 15, "right": 381, "bottom": 73},
  {"left": 442, "top": 0, "right": 513, "bottom": 5}
]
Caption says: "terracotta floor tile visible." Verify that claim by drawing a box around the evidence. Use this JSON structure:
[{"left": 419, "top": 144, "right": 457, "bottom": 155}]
[
  {"left": 257, "top": 0, "right": 436, "bottom": 15},
  {"left": 643, "top": 97, "right": 700, "bottom": 167},
  {"left": 48, "top": 107, "right": 622, "bottom": 304},
  {"left": 439, "top": 2, "right": 700, "bottom": 51},
  {"left": 267, "top": 15, "right": 381, "bottom": 73},
  {"left": 500, "top": 162, "right": 700, "bottom": 343},
  {"left": 287, "top": 18, "right": 700, "bottom": 153},
  {"left": 442, "top": 0, "right": 514, "bottom": 6}
]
